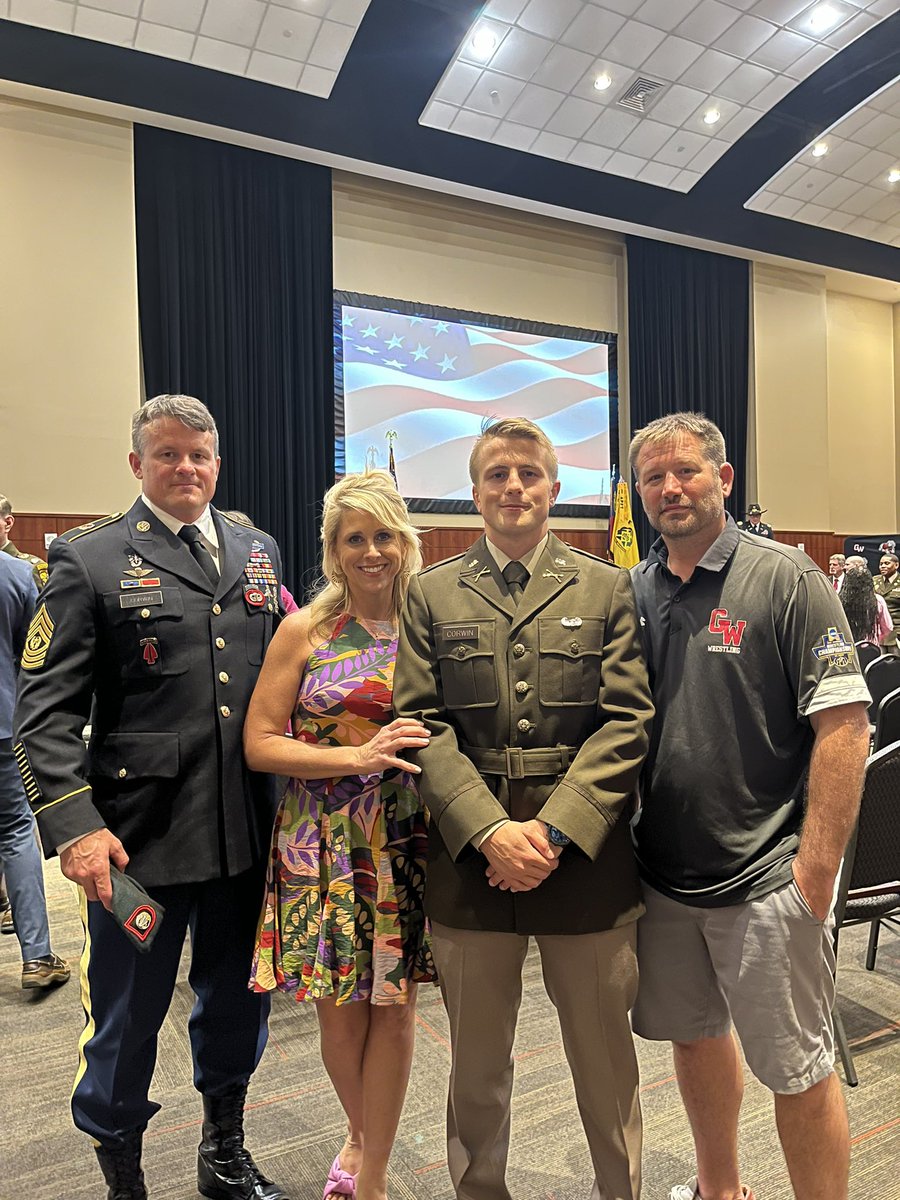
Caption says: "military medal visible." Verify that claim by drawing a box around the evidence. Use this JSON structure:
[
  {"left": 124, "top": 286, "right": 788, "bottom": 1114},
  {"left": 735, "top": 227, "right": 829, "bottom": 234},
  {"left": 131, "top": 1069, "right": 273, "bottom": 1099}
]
[{"left": 140, "top": 637, "right": 159, "bottom": 665}]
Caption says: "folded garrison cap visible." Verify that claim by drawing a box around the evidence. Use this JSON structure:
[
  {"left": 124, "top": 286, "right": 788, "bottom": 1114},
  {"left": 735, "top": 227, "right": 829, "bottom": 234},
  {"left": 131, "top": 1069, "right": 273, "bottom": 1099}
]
[{"left": 109, "top": 866, "right": 165, "bottom": 953}]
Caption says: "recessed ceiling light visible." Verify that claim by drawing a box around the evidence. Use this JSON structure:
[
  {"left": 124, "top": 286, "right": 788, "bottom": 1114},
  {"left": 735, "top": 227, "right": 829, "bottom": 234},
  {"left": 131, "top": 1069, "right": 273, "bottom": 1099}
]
[
  {"left": 594, "top": 73, "right": 612, "bottom": 92},
  {"left": 703, "top": 108, "right": 721, "bottom": 125},
  {"left": 470, "top": 27, "right": 498, "bottom": 60},
  {"left": 812, "top": 141, "right": 828, "bottom": 157},
  {"left": 808, "top": 3, "right": 841, "bottom": 32},
  {"left": 888, "top": 169, "right": 900, "bottom": 184}
]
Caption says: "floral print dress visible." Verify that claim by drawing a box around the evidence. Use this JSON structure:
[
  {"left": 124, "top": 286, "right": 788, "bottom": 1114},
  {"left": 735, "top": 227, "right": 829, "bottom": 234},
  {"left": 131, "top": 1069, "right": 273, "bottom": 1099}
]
[{"left": 251, "top": 614, "right": 435, "bottom": 1005}]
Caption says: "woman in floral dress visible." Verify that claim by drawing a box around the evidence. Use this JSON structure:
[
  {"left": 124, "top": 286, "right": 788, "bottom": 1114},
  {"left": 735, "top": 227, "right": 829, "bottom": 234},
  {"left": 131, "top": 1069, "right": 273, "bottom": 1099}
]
[{"left": 244, "top": 471, "right": 435, "bottom": 1200}]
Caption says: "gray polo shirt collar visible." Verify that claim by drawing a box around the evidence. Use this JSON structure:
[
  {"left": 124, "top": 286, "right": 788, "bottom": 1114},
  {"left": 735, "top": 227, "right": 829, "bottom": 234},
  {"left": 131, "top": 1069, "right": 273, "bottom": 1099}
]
[{"left": 643, "top": 515, "right": 739, "bottom": 579}]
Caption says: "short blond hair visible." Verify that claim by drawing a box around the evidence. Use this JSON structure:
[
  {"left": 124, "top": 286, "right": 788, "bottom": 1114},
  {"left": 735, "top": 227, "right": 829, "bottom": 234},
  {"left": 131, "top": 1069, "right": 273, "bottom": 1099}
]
[
  {"left": 309, "top": 471, "right": 422, "bottom": 639},
  {"left": 629, "top": 412, "right": 726, "bottom": 474},
  {"left": 468, "top": 417, "right": 558, "bottom": 484}
]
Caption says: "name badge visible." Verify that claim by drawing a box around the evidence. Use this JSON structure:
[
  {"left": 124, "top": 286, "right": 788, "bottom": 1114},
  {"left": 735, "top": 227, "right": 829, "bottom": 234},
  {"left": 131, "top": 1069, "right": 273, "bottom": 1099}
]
[
  {"left": 120, "top": 590, "right": 163, "bottom": 609},
  {"left": 444, "top": 625, "right": 479, "bottom": 641}
]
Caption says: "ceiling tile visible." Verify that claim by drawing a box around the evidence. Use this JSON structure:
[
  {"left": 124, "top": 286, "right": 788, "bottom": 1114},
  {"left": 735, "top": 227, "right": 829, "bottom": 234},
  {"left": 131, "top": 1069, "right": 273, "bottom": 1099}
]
[
  {"left": 133, "top": 20, "right": 195, "bottom": 56},
  {"left": 465, "top": 70, "right": 526, "bottom": 118},
  {"left": 519, "top": 0, "right": 583, "bottom": 41},
  {"left": 489, "top": 27, "right": 553, "bottom": 80},
  {"left": 584, "top": 105, "right": 639, "bottom": 148},
  {"left": 601, "top": 0, "right": 645, "bottom": 14},
  {"left": 716, "top": 106, "right": 762, "bottom": 139},
  {"left": 717, "top": 60, "right": 774, "bottom": 104},
  {"left": 845, "top": 148, "right": 897, "bottom": 185},
  {"left": 605, "top": 149, "right": 645, "bottom": 177},
  {"left": 685, "top": 48, "right": 744, "bottom": 91},
  {"left": 299, "top": 64, "right": 338, "bottom": 96},
  {"left": 649, "top": 82, "right": 709, "bottom": 126},
  {"left": 823, "top": 10, "right": 878, "bottom": 49},
  {"left": 198, "top": 0, "right": 265, "bottom": 47},
  {"left": 492, "top": 119, "right": 539, "bottom": 150},
  {"left": 532, "top": 43, "right": 595, "bottom": 91},
  {"left": 750, "top": 190, "right": 775, "bottom": 211},
  {"left": 451, "top": 109, "right": 501, "bottom": 139},
  {"left": 784, "top": 40, "right": 834, "bottom": 79},
  {"left": 841, "top": 184, "right": 883, "bottom": 214},
  {"left": 846, "top": 216, "right": 880, "bottom": 238},
  {"left": 438, "top": 62, "right": 482, "bottom": 107},
  {"left": 783, "top": 165, "right": 835, "bottom": 199},
  {"left": 566, "top": 141, "right": 614, "bottom": 169},
  {"left": 786, "top": 0, "right": 855, "bottom": 38},
  {"left": 559, "top": 4, "right": 626, "bottom": 53},
  {"left": 671, "top": 168, "right": 701, "bottom": 190},
  {"left": 687, "top": 137, "right": 730, "bottom": 173},
  {"left": 794, "top": 201, "right": 831, "bottom": 223},
  {"left": 655, "top": 127, "right": 707, "bottom": 165},
  {"left": 641, "top": 34, "right": 704, "bottom": 81},
  {"left": 0, "top": 1, "right": 9, "bottom": 14},
  {"left": 619, "top": 116, "right": 678, "bottom": 157},
  {"left": 73, "top": 6, "right": 135, "bottom": 43},
  {"left": 768, "top": 160, "right": 806, "bottom": 192},
  {"left": 573, "top": 57, "right": 632, "bottom": 103},
  {"left": 868, "top": 0, "right": 898, "bottom": 14},
  {"left": 506, "top": 81, "right": 565, "bottom": 125},
  {"left": 637, "top": 160, "right": 681, "bottom": 186},
  {"left": 81, "top": 0, "right": 140, "bottom": 15},
  {"left": 545, "top": 94, "right": 603, "bottom": 137},
  {"left": 676, "top": 0, "right": 741, "bottom": 43},
  {"left": 750, "top": 27, "right": 814, "bottom": 72},
  {"left": 458, "top": 18, "right": 509, "bottom": 66},
  {"left": 483, "top": 0, "right": 528, "bottom": 20},
  {"left": 854, "top": 111, "right": 900, "bottom": 150},
  {"left": 816, "top": 139, "right": 868, "bottom": 174},
  {"left": 766, "top": 193, "right": 805, "bottom": 217},
  {"left": 319, "top": 0, "right": 369, "bottom": 25},
  {"left": 246, "top": 49, "right": 303, "bottom": 86},
  {"left": 9, "top": 0, "right": 74, "bottom": 34},
  {"left": 750, "top": 73, "right": 798, "bottom": 110},
  {"left": 714, "top": 13, "right": 777, "bottom": 57},
  {"left": 634, "top": 0, "right": 700, "bottom": 33},
  {"left": 421, "top": 100, "right": 456, "bottom": 130},
  {"left": 865, "top": 193, "right": 900, "bottom": 221},
  {"left": 305, "top": 18, "right": 354, "bottom": 70},
  {"left": 814, "top": 177, "right": 863, "bottom": 207},
  {"left": 529, "top": 129, "right": 576, "bottom": 158},
  {"left": 191, "top": 35, "right": 251, "bottom": 72},
  {"left": 684, "top": 94, "right": 742, "bottom": 133},
  {"left": 140, "top": 0, "right": 204, "bottom": 32},
  {"left": 255, "top": 6, "right": 319, "bottom": 61},
  {"left": 601, "top": 20, "right": 666, "bottom": 70},
  {"left": 749, "top": 0, "right": 808, "bottom": 20}
]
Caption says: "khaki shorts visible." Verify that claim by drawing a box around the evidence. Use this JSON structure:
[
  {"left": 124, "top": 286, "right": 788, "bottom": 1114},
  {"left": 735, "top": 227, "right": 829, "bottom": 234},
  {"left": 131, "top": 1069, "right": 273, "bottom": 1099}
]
[{"left": 633, "top": 880, "right": 836, "bottom": 1094}]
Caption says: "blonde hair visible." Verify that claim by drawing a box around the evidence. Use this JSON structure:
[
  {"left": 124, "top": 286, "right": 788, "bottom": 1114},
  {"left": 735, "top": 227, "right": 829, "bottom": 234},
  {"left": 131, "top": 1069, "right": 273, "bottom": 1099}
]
[
  {"left": 468, "top": 416, "right": 558, "bottom": 484},
  {"left": 309, "top": 471, "right": 422, "bottom": 639},
  {"left": 629, "top": 412, "right": 726, "bottom": 474}
]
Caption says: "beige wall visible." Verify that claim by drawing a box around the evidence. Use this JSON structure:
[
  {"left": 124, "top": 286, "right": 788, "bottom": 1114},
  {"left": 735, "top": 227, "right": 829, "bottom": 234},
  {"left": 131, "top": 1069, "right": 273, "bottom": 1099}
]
[
  {"left": 753, "top": 264, "right": 899, "bottom": 534},
  {"left": 0, "top": 99, "right": 141, "bottom": 515}
]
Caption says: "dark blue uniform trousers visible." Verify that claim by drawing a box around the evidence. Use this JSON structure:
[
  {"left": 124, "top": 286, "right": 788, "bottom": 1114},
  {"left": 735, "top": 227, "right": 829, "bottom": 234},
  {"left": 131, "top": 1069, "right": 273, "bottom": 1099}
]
[{"left": 73, "top": 866, "right": 270, "bottom": 1147}]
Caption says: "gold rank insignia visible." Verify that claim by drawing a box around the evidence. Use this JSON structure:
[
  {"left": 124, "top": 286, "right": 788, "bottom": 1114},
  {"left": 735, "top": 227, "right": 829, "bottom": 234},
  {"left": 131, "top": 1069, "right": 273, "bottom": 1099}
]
[
  {"left": 136, "top": 521, "right": 151, "bottom": 532},
  {"left": 21, "top": 603, "right": 54, "bottom": 671}
]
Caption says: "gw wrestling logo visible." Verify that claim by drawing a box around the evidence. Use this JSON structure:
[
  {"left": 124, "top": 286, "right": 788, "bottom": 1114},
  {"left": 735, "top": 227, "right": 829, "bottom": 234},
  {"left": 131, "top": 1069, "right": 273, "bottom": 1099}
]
[{"left": 707, "top": 608, "right": 746, "bottom": 653}]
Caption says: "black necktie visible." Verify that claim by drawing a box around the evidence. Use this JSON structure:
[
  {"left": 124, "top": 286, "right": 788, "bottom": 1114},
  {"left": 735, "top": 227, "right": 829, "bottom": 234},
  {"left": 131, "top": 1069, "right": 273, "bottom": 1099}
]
[
  {"left": 178, "top": 524, "right": 219, "bottom": 586},
  {"left": 502, "top": 560, "right": 529, "bottom": 607}
]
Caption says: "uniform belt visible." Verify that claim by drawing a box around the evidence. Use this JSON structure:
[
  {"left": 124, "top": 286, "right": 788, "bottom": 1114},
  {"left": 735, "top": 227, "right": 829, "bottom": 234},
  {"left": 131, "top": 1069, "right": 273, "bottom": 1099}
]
[{"left": 462, "top": 744, "right": 578, "bottom": 781}]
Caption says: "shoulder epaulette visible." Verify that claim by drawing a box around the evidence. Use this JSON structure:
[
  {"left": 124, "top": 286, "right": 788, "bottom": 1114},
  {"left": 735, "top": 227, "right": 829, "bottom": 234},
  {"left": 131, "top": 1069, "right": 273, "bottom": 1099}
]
[
  {"left": 563, "top": 543, "right": 620, "bottom": 568},
  {"left": 421, "top": 551, "right": 467, "bottom": 574},
  {"left": 219, "top": 513, "right": 271, "bottom": 536},
  {"left": 62, "top": 513, "right": 125, "bottom": 542}
]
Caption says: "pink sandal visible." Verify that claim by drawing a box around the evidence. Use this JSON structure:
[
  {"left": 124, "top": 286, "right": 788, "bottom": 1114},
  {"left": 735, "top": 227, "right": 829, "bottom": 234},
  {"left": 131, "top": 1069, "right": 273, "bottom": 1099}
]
[{"left": 323, "top": 1153, "right": 358, "bottom": 1198}]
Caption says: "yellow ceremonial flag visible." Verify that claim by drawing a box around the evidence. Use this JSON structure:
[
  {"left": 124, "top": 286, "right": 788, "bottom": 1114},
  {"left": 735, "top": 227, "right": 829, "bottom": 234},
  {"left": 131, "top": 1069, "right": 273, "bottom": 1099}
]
[{"left": 610, "top": 478, "right": 640, "bottom": 568}]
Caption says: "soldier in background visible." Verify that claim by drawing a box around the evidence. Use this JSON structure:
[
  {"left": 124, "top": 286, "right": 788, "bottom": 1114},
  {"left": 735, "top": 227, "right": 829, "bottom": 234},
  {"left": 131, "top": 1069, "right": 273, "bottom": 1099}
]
[
  {"left": 0, "top": 494, "right": 50, "bottom": 591},
  {"left": 736, "top": 502, "right": 773, "bottom": 538}
]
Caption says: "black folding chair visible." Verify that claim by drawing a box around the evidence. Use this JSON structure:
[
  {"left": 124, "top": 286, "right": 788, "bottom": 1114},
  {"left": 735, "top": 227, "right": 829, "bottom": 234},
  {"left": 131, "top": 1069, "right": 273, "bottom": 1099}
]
[
  {"left": 872, "top": 686, "right": 900, "bottom": 753},
  {"left": 855, "top": 642, "right": 881, "bottom": 675},
  {"left": 832, "top": 740, "right": 900, "bottom": 1087},
  {"left": 863, "top": 654, "right": 900, "bottom": 720}
]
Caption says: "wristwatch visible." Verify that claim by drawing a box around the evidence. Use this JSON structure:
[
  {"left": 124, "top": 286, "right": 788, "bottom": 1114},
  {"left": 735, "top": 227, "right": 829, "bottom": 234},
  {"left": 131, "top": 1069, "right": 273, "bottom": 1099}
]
[{"left": 546, "top": 824, "right": 571, "bottom": 848}]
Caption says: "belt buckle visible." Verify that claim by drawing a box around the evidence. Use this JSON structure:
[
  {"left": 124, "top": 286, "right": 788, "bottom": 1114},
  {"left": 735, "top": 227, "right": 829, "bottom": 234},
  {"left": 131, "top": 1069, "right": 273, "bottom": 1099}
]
[{"left": 505, "top": 746, "right": 525, "bottom": 780}]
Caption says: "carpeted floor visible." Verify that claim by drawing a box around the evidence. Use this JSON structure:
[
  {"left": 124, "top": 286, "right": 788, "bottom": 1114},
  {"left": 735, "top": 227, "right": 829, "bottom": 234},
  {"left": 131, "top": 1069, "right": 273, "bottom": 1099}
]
[{"left": 1, "top": 860, "right": 897, "bottom": 1200}]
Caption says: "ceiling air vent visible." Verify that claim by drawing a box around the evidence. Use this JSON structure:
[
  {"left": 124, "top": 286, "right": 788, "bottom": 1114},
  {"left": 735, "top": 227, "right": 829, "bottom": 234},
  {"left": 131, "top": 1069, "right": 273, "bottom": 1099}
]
[{"left": 617, "top": 77, "right": 665, "bottom": 114}]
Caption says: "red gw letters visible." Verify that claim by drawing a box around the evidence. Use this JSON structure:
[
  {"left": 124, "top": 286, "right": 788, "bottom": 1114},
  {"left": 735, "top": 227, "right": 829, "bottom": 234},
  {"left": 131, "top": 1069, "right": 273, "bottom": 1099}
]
[{"left": 708, "top": 608, "right": 746, "bottom": 647}]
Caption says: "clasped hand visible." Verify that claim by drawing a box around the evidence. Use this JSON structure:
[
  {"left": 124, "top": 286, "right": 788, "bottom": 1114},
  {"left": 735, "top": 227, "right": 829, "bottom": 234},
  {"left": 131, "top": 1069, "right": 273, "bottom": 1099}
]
[
  {"left": 355, "top": 717, "right": 431, "bottom": 775},
  {"left": 60, "top": 829, "right": 130, "bottom": 911},
  {"left": 483, "top": 820, "right": 560, "bottom": 892}
]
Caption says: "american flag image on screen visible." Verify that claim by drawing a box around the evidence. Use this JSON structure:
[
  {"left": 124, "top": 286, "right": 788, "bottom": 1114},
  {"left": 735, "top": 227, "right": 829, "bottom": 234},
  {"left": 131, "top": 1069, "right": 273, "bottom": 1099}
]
[{"left": 339, "top": 305, "right": 611, "bottom": 507}]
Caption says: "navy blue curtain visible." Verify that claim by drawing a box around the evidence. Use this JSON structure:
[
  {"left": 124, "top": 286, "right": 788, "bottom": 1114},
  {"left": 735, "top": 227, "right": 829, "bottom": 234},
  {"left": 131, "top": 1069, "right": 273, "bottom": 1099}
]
[
  {"left": 626, "top": 237, "right": 749, "bottom": 557},
  {"left": 134, "top": 125, "right": 333, "bottom": 598}
]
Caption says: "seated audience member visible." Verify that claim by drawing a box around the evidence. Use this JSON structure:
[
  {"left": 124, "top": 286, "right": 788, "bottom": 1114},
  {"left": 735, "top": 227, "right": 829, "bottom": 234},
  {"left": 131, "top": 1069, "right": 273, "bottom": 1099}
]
[
  {"left": 841, "top": 564, "right": 892, "bottom": 647},
  {"left": 0, "top": 492, "right": 49, "bottom": 591},
  {"left": 828, "top": 553, "right": 846, "bottom": 592},
  {"left": 245, "top": 471, "right": 435, "bottom": 1200},
  {"left": 628, "top": 412, "right": 870, "bottom": 1200},
  {"left": 874, "top": 552, "right": 900, "bottom": 653}
]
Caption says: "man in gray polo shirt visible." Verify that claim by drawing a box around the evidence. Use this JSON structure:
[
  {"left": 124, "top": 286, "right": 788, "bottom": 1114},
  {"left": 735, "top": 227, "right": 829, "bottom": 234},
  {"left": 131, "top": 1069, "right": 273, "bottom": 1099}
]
[{"left": 628, "top": 413, "right": 870, "bottom": 1200}]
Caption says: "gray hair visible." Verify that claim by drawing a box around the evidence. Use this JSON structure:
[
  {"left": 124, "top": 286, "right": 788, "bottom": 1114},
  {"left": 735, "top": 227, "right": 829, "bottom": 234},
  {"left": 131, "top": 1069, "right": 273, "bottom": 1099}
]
[
  {"left": 629, "top": 412, "right": 726, "bottom": 474},
  {"left": 131, "top": 395, "right": 219, "bottom": 458},
  {"left": 0, "top": 494, "right": 11, "bottom": 519}
]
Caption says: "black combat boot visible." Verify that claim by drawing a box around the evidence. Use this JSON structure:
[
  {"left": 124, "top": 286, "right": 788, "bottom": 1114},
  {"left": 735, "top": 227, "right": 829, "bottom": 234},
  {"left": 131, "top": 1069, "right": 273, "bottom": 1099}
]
[
  {"left": 94, "top": 1129, "right": 148, "bottom": 1200},
  {"left": 197, "top": 1084, "right": 288, "bottom": 1199}
]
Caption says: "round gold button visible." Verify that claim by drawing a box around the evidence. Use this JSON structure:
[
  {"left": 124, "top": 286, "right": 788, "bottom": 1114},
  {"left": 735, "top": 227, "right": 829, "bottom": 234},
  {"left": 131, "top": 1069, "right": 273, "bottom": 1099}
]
[
  {"left": 215, "top": 637, "right": 226, "bottom": 649},
  {"left": 212, "top": 603, "right": 222, "bottom": 615},
  {"left": 513, "top": 643, "right": 526, "bottom": 658},
  {"left": 515, "top": 681, "right": 528, "bottom": 695},
  {"left": 140, "top": 608, "right": 151, "bottom": 619},
  {"left": 220, "top": 705, "right": 231, "bottom": 718},
  {"left": 517, "top": 718, "right": 532, "bottom": 733},
  {"left": 118, "top": 767, "right": 127, "bottom": 779},
  {"left": 219, "top": 671, "right": 229, "bottom": 684}
]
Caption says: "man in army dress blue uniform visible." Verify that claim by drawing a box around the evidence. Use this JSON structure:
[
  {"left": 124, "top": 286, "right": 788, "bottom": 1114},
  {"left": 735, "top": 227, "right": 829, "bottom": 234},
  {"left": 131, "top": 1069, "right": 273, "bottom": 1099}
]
[{"left": 15, "top": 396, "right": 288, "bottom": 1200}]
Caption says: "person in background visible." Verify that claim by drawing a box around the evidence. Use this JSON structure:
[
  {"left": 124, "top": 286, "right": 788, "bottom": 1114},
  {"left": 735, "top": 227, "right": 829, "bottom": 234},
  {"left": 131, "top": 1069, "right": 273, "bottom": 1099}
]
[
  {"left": 629, "top": 412, "right": 870, "bottom": 1200},
  {"left": 828, "top": 553, "right": 846, "bottom": 593},
  {"left": 874, "top": 551, "right": 900, "bottom": 653},
  {"left": 14, "top": 395, "right": 287, "bottom": 1200},
  {"left": 0, "top": 492, "right": 49, "bottom": 591},
  {"left": 841, "top": 563, "right": 892, "bottom": 647},
  {"left": 0, "top": 551, "right": 69, "bottom": 989},
  {"left": 245, "top": 470, "right": 435, "bottom": 1200},
  {"left": 735, "top": 502, "right": 773, "bottom": 538},
  {"left": 219, "top": 511, "right": 299, "bottom": 614}
]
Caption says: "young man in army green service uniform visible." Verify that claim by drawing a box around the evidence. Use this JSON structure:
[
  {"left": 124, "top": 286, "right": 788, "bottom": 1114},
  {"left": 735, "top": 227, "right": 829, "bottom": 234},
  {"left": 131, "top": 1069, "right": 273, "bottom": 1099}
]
[
  {"left": 394, "top": 417, "right": 653, "bottom": 1200},
  {"left": 0, "top": 493, "right": 50, "bottom": 592}
]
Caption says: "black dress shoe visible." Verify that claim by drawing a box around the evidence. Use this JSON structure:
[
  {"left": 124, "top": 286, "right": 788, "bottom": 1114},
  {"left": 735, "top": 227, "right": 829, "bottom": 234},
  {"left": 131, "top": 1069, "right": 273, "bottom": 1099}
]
[
  {"left": 198, "top": 1084, "right": 288, "bottom": 1199},
  {"left": 95, "top": 1129, "right": 148, "bottom": 1200}
]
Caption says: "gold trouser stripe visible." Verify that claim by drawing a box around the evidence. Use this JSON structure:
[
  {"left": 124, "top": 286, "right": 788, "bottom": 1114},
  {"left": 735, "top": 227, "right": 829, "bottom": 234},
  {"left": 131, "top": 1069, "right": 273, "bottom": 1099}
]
[
  {"left": 72, "top": 886, "right": 95, "bottom": 1104},
  {"left": 33, "top": 784, "right": 91, "bottom": 815}
]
